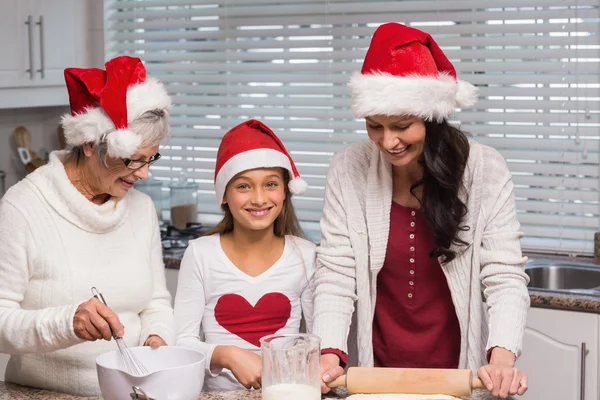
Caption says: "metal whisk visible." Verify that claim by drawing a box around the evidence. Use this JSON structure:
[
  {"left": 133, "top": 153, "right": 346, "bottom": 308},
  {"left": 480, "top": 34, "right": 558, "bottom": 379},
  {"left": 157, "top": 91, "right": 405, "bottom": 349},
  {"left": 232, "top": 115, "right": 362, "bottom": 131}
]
[{"left": 91, "top": 287, "right": 149, "bottom": 376}]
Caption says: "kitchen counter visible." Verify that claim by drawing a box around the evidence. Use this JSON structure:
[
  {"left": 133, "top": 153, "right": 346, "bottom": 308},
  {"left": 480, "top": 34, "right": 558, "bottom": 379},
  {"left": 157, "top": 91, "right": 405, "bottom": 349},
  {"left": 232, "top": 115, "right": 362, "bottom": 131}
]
[
  {"left": 164, "top": 252, "right": 184, "bottom": 271},
  {"left": 164, "top": 255, "right": 600, "bottom": 314},
  {"left": 0, "top": 382, "right": 510, "bottom": 400},
  {"left": 529, "top": 288, "right": 600, "bottom": 313}
]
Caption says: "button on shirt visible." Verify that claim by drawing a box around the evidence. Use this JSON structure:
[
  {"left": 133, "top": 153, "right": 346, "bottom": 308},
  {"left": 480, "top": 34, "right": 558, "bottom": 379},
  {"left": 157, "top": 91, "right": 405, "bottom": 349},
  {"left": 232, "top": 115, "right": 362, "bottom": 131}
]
[{"left": 372, "top": 201, "right": 461, "bottom": 369}]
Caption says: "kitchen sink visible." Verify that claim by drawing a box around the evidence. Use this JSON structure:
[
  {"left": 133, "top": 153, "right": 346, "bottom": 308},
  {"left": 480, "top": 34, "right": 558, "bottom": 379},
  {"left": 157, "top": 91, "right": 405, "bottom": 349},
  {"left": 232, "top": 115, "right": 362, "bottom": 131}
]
[{"left": 525, "top": 259, "right": 600, "bottom": 295}]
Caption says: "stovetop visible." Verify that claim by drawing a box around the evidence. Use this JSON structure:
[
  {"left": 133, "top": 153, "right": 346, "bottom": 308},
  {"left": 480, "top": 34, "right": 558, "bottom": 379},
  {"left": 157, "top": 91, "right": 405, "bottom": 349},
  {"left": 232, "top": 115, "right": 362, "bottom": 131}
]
[{"left": 161, "top": 222, "right": 209, "bottom": 258}]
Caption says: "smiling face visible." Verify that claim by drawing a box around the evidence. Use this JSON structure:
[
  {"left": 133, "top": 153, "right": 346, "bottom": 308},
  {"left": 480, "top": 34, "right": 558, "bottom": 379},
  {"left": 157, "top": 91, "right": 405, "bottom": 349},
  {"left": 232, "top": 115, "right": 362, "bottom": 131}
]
[
  {"left": 84, "top": 144, "right": 160, "bottom": 198},
  {"left": 365, "top": 115, "right": 426, "bottom": 169},
  {"left": 223, "top": 167, "right": 287, "bottom": 233}
]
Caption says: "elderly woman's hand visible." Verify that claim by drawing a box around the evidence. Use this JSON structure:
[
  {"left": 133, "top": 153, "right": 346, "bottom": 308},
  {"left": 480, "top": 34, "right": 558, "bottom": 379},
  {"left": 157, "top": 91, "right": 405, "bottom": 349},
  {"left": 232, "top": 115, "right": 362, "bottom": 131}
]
[
  {"left": 73, "top": 298, "right": 124, "bottom": 341},
  {"left": 144, "top": 335, "right": 167, "bottom": 349}
]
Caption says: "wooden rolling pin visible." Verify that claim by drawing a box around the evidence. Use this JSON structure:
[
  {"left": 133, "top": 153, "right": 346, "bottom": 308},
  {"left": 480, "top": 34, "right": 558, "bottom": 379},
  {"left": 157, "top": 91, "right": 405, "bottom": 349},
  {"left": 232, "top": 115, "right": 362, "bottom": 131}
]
[{"left": 327, "top": 367, "right": 486, "bottom": 397}]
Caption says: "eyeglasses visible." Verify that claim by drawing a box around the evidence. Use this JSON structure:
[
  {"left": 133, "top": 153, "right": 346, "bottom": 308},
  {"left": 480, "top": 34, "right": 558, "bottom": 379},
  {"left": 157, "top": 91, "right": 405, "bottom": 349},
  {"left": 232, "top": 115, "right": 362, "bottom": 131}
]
[{"left": 122, "top": 153, "right": 162, "bottom": 170}]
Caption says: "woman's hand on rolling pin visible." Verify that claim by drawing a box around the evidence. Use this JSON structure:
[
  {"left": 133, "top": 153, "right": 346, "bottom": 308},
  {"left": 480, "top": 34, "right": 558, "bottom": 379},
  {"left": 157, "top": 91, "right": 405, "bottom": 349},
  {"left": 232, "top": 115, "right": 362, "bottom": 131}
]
[
  {"left": 320, "top": 353, "right": 345, "bottom": 393},
  {"left": 73, "top": 297, "right": 124, "bottom": 341},
  {"left": 477, "top": 347, "right": 528, "bottom": 398},
  {"left": 144, "top": 335, "right": 167, "bottom": 349}
]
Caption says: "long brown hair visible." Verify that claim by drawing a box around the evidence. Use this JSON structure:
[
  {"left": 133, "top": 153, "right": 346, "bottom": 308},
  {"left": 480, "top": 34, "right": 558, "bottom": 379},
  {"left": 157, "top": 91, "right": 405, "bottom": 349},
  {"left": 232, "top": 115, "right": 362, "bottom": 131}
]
[
  {"left": 206, "top": 169, "right": 308, "bottom": 239},
  {"left": 410, "top": 120, "right": 471, "bottom": 263}
]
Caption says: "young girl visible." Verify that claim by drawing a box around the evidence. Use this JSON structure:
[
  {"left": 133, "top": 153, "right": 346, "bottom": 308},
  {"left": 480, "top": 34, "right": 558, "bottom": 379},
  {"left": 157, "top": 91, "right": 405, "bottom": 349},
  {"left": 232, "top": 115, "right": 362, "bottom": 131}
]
[{"left": 174, "top": 119, "right": 316, "bottom": 392}]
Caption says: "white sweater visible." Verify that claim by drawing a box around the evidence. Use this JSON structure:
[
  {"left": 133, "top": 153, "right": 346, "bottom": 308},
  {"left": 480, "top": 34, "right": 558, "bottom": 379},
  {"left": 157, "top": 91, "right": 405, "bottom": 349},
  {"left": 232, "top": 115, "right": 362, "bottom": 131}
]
[
  {"left": 312, "top": 140, "right": 530, "bottom": 371},
  {"left": 0, "top": 152, "right": 174, "bottom": 396},
  {"left": 174, "top": 234, "right": 316, "bottom": 392}
]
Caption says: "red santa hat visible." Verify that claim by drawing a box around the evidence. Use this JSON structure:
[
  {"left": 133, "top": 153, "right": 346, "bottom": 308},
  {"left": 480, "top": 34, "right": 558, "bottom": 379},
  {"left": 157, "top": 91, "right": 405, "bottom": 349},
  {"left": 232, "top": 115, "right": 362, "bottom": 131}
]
[
  {"left": 349, "top": 22, "right": 478, "bottom": 122},
  {"left": 60, "top": 56, "right": 172, "bottom": 158},
  {"left": 214, "top": 119, "right": 308, "bottom": 204}
]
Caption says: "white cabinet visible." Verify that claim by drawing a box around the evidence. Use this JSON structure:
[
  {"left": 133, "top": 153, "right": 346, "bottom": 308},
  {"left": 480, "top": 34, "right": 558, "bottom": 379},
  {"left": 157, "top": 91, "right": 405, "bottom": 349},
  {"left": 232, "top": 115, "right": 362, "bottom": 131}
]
[
  {"left": 516, "top": 307, "right": 599, "bottom": 400},
  {"left": 0, "top": 1, "right": 23, "bottom": 86},
  {"left": 0, "top": 0, "right": 93, "bottom": 108},
  {"left": 30, "top": 0, "right": 88, "bottom": 86}
]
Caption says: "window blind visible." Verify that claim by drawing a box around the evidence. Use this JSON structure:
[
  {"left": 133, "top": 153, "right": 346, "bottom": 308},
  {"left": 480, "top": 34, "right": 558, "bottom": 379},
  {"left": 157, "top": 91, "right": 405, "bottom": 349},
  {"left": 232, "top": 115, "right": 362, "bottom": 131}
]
[{"left": 105, "top": 0, "right": 600, "bottom": 254}]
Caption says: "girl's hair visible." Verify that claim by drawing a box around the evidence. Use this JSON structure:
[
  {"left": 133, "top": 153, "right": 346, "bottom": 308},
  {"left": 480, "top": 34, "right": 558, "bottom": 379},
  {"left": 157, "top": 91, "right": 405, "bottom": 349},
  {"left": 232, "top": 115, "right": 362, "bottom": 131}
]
[
  {"left": 207, "top": 169, "right": 308, "bottom": 239},
  {"left": 410, "top": 120, "right": 471, "bottom": 263},
  {"left": 66, "top": 109, "right": 170, "bottom": 166}
]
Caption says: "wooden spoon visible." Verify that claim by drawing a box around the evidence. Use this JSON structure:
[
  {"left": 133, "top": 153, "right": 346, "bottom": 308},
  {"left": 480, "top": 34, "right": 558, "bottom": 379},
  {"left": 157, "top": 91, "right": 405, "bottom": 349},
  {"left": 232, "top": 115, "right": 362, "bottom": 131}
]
[
  {"left": 13, "top": 126, "right": 46, "bottom": 172},
  {"left": 14, "top": 126, "right": 31, "bottom": 149}
]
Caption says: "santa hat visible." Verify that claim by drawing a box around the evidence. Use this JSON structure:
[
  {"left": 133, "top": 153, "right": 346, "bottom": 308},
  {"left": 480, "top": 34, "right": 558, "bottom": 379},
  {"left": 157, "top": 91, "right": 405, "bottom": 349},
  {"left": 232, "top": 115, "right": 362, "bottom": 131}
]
[
  {"left": 349, "top": 22, "right": 478, "bottom": 122},
  {"left": 214, "top": 119, "right": 308, "bottom": 204},
  {"left": 60, "top": 56, "right": 172, "bottom": 158}
]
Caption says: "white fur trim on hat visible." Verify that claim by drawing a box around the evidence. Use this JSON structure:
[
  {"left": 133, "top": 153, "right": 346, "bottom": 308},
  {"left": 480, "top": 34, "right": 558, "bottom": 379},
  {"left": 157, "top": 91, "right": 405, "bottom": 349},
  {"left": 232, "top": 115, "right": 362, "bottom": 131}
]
[
  {"left": 106, "top": 129, "right": 142, "bottom": 158},
  {"left": 60, "top": 107, "right": 115, "bottom": 148},
  {"left": 126, "top": 77, "right": 172, "bottom": 121},
  {"left": 349, "top": 72, "right": 478, "bottom": 122},
  {"left": 215, "top": 148, "right": 293, "bottom": 204}
]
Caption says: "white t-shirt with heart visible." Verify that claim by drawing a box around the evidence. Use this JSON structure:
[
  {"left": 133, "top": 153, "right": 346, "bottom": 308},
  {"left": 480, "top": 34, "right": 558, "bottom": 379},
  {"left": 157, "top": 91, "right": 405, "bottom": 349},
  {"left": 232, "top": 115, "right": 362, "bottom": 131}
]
[{"left": 174, "top": 233, "right": 316, "bottom": 392}]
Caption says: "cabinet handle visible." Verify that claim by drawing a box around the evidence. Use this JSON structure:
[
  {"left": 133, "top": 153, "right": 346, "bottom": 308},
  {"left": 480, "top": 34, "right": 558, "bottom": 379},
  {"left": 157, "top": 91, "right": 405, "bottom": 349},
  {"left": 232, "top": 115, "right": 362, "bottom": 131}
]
[
  {"left": 580, "top": 342, "right": 588, "bottom": 400},
  {"left": 36, "top": 16, "right": 45, "bottom": 78},
  {"left": 24, "top": 15, "right": 34, "bottom": 79}
]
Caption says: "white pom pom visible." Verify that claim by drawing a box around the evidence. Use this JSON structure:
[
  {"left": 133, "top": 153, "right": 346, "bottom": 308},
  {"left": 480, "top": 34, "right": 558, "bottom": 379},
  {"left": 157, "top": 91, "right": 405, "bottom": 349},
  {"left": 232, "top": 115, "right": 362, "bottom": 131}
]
[
  {"left": 455, "top": 80, "right": 478, "bottom": 108},
  {"left": 106, "top": 129, "right": 141, "bottom": 158},
  {"left": 288, "top": 177, "right": 308, "bottom": 195}
]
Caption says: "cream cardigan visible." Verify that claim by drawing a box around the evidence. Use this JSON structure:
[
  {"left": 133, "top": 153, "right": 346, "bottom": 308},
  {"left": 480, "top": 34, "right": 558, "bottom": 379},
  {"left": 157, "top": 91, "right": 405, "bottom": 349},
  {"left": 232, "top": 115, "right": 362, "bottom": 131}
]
[{"left": 312, "top": 140, "right": 530, "bottom": 371}]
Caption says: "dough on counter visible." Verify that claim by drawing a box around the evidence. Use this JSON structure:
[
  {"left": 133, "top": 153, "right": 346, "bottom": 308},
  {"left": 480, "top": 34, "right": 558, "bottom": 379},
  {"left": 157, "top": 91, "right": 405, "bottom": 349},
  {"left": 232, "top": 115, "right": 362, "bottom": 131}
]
[{"left": 346, "top": 394, "right": 458, "bottom": 400}]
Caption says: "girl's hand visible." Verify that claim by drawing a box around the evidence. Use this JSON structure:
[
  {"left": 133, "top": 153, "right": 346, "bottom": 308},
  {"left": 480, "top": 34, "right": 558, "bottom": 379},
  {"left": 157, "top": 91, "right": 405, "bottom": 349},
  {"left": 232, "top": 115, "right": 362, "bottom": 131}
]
[
  {"left": 477, "top": 347, "right": 528, "bottom": 398},
  {"left": 216, "top": 346, "right": 262, "bottom": 390},
  {"left": 73, "top": 298, "right": 124, "bottom": 341},
  {"left": 144, "top": 335, "right": 167, "bottom": 349},
  {"left": 320, "top": 353, "right": 345, "bottom": 393}
]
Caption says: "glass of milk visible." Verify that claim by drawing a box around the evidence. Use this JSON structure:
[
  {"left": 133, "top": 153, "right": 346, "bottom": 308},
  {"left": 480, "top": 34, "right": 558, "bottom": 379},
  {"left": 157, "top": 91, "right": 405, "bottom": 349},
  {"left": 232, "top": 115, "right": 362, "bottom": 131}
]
[{"left": 260, "top": 333, "right": 321, "bottom": 400}]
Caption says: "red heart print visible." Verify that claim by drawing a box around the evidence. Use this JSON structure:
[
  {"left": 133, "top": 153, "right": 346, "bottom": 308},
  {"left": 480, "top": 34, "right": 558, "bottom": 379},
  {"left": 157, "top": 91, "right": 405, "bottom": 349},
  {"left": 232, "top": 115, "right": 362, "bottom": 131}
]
[{"left": 214, "top": 292, "right": 291, "bottom": 347}]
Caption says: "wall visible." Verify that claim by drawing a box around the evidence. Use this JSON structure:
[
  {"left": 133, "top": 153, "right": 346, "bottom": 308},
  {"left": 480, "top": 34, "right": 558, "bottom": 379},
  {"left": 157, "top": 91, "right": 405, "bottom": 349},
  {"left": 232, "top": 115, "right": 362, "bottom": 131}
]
[{"left": 0, "top": 0, "right": 104, "bottom": 194}]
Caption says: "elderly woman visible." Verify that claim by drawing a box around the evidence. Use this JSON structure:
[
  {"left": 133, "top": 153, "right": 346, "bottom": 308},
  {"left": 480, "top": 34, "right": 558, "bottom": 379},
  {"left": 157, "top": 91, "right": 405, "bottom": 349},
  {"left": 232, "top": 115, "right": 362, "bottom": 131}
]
[
  {"left": 0, "top": 56, "right": 174, "bottom": 396},
  {"left": 314, "top": 23, "right": 530, "bottom": 399}
]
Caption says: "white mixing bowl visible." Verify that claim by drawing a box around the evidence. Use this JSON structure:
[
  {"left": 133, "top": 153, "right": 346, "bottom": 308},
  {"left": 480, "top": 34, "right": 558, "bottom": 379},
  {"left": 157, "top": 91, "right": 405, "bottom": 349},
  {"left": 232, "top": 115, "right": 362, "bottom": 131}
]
[{"left": 96, "top": 346, "right": 205, "bottom": 400}]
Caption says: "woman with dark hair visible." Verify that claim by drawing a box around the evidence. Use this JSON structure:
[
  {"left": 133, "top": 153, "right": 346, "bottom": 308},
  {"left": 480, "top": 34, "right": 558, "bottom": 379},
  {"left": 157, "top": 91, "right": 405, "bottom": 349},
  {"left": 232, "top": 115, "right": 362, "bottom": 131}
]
[{"left": 313, "top": 23, "right": 530, "bottom": 399}]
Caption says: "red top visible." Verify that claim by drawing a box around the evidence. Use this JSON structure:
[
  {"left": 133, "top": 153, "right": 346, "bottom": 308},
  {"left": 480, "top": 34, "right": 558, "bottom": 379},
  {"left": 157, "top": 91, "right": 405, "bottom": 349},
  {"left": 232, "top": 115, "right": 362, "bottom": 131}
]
[{"left": 372, "top": 201, "right": 461, "bottom": 368}]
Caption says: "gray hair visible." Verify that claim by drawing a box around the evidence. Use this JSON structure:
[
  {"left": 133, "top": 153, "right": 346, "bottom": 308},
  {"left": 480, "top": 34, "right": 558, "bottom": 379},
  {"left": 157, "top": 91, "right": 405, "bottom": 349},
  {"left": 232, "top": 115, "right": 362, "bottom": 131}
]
[{"left": 66, "top": 109, "right": 170, "bottom": 165}]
